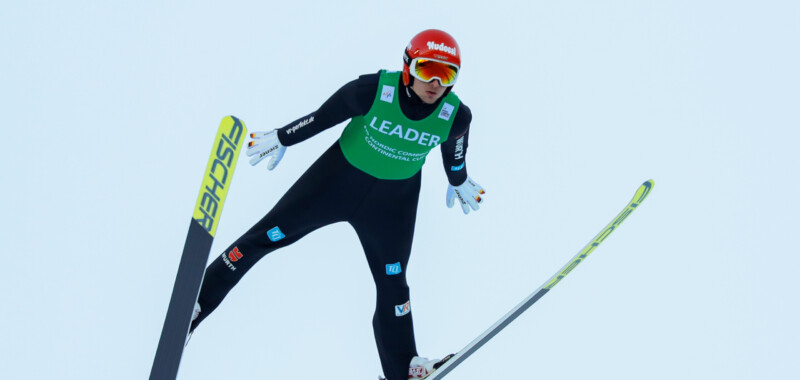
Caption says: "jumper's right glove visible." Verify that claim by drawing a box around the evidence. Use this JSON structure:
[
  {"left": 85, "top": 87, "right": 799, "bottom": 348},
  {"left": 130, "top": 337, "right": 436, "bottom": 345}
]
[
  {"left": 446, "top": 177, "right": 485, "bottom": 215},
  {"left": 246, "top": 130, "right": 286, "bottom": 170}
]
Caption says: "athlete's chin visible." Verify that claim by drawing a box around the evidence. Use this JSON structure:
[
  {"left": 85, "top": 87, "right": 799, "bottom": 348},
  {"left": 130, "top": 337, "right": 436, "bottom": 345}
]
[{"left": 423, "top": 94, "right": 442, "bottom": 104}]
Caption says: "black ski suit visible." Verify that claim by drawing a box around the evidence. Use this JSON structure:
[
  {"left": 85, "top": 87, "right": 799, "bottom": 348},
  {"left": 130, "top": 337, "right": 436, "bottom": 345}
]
[{"left": 191, "top": 71, "right": 472, "bottom": 380}]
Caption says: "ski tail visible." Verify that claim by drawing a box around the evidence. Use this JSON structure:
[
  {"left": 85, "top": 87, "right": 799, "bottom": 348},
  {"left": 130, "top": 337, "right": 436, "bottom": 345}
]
[
  {"left": 150, "top": 116, "right": 247, "bottom": 380},
  {"left": 427, "top": 180, "right": 654, "bottom": 379}
]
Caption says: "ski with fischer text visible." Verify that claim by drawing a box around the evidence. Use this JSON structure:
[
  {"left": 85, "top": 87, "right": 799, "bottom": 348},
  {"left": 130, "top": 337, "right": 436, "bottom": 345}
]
[
  {"left": 426, "top": 180, "right": 654, "bottom": 379},
  {"left": 150, "top": 116, "right": 247, "bottom": 380}
]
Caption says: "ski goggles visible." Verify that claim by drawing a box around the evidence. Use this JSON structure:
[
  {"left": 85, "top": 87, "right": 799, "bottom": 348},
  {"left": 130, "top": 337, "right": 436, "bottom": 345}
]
[{"left": 408, "top": 57, "right": 459, "bottom": 86}]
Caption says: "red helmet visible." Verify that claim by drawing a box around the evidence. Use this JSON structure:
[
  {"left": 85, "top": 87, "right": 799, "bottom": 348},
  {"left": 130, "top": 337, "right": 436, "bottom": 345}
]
[{"left": 403, "top": 29, "right": 461, "bottom": 86}]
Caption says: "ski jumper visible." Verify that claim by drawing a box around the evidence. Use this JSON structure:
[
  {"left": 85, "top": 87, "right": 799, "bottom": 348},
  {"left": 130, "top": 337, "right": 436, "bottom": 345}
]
[{"left": 191, "top": 70, "right": 472, "bottom": 380}]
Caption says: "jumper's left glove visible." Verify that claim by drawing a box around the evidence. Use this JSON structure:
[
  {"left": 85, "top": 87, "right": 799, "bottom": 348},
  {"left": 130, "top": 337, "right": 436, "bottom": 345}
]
[
  {"left": 246, "top": 130, "right": 286, "bottom": 170},
  {"left": 446, "top": 177, "right": 485, "bottom": 215}
]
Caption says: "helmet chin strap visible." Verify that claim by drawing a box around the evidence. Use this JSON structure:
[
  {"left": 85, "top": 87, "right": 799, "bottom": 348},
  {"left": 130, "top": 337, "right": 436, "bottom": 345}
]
[{"left": 403, "top": 80, "right": 428, "bottom": 106}]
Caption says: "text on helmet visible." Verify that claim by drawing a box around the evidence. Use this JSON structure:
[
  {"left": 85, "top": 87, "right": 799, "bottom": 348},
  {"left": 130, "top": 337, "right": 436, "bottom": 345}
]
[{"left": 427, "top": 41, "right": 456, "bottom": 56}]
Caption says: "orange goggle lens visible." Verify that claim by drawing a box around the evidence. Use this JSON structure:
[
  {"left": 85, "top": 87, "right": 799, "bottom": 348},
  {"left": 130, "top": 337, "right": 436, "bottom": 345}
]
[{"left": 410, "top": 58, "right": 459, "bottom": 86}]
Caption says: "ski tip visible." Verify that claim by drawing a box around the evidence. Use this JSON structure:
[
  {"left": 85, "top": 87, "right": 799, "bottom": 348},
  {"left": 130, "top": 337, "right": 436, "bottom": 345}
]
[
  {"left": 633, "top": 179, "right": 655, "bottom": 204},
  {"left": 643, "top": 179, "right": 654, "bottom": 192}
]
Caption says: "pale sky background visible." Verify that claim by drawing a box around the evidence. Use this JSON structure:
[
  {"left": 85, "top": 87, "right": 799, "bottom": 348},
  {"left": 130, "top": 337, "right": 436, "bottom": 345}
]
[{"left": 2, "top": 1, "right": 799, "bottom": 379}]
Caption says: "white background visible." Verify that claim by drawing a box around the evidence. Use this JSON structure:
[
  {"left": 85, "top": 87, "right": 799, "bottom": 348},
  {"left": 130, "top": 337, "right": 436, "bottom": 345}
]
[{"left": 2, "top": 1, "right": 798, "bottom": 379}]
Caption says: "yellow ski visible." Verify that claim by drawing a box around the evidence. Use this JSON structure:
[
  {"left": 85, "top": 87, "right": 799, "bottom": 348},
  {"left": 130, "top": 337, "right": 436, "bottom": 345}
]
[
  {"left": 428, "top": 180, "right": 655, "bottom": 379},
  {"left": 151, "top": 116, "right": 247, "bottom": 380}
]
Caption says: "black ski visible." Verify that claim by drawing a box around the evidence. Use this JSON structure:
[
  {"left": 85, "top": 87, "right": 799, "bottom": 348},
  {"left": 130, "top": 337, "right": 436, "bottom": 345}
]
[{"left": 150, "top": 116, "right": 247, "bottom": 380}]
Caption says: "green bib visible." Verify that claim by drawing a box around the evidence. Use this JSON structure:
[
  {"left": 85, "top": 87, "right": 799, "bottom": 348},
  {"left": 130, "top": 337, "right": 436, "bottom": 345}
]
[{"left": 339, "top": 70, "right": 460, "bottom": 180}]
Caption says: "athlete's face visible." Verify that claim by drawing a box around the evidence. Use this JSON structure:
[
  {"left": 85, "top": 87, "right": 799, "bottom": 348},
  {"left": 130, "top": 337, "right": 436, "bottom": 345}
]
[{"left": 410, "top": 78, "right": 447, "bottom": 104}]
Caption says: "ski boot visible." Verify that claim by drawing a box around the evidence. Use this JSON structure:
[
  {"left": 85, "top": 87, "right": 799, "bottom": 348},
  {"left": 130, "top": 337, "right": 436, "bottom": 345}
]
[
  {"left": 185, "top": 302, "right": 202, "bottom": 346},
  {"left": 378, "top": 354, "right": 455, "bottom": 380}
]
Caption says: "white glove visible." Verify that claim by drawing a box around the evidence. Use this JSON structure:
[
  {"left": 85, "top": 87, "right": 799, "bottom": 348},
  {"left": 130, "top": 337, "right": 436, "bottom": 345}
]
[
  {"left": 246, "top": 130, "right": 286, "bottom": 170},
  {"left": 446, "top": 177, "right": 485, "bottom": 215}
]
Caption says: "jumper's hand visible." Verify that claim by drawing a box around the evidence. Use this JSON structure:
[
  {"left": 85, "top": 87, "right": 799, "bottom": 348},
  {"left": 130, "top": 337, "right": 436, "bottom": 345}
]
[
  {"left": 446, "top": 177, "right": 485, "bottom": 215},
  {"left": 246, "top": 130, "right": 286, "bottom": 170}
]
